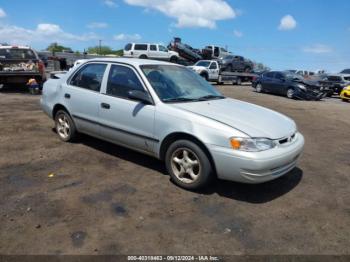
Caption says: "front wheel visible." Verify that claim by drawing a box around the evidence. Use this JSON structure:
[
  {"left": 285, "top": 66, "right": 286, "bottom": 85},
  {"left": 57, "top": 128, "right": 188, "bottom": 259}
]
[
  {"left": 55, "top": 110, "right": 78, "bottom": 142},
  {"left": 287, "top": 88, "right": 295, "bottom": 99},
  {"left": 165, "top": 140, "right": 213, "bottom": 190}
]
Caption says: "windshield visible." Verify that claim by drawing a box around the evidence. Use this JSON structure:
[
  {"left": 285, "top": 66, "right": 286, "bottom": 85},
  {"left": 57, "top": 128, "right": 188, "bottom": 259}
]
[
  {"left": 284, "top": 72, "right": 304, "bottom": 80},
  {"left": 0, "top": 48, "right": 37, "bottom": 60},
  {"left": 340, "top": 69, "right": 350, "bottom": 74},
  {"left": 141, "top": 65, "right": 224, "bottom": 103},
  {"left": 194, "top": 61, "right": 211, "bottom": 67}
]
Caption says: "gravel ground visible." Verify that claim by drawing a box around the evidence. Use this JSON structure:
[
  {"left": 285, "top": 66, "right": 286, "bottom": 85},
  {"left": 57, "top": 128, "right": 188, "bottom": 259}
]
[{"left": 0, "top": 85, "right": 349, "bottom": 255}]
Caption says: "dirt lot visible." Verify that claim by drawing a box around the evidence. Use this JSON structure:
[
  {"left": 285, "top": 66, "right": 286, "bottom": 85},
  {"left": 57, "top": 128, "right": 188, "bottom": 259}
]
[{"left": 0, "top": 85, "right": 349, "bottom": 255}]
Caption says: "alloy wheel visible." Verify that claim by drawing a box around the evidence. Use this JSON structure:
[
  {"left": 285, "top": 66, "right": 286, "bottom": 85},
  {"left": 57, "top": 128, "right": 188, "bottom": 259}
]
[
  {"left": 56, "top": 114, "right": 71, "bottom": 139},
  {"left": 171, "top": 148, "right": 201, "bottom": 184}
]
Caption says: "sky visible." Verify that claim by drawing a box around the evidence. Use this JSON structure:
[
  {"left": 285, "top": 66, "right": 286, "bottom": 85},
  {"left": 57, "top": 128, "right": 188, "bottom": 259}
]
[{"left": 0, "top": 0, "right": 349, "bottom": 72}]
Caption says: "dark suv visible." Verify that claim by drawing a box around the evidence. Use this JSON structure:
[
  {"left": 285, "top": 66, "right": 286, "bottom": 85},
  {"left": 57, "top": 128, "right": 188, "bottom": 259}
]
[{"left": 218, "top": 55, "right": 254, "bottom": 73}]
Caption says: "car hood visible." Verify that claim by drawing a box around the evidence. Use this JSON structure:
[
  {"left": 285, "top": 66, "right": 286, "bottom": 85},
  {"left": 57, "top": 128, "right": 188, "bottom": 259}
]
[
  {"left": 187, "top": 66, "right": 207, "bottom": 71},
  {"left": 172, "top": 98, "right": 296, "bottom": 139}
]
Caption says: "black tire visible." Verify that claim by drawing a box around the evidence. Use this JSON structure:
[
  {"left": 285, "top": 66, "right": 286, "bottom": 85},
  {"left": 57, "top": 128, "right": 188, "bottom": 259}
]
[
  {"left": 54, "top": 110, "right": 78, "bottom": 142},
  {"left": 200, "top": 72, "right": 209, "bottom": 81},
  {"left": 225, "top": 64, "right": 233, "bottom": 72},
  {"left": 342, "top": 98, "right": 349, "bottom": 102},
  {"left": 169, "top": 56, "right": 178, "bottom": 63},
  {"left": 236, "top": 77, "right": 242, "bottom": 85},
  {"left": 139, "top": 55, "right": 148, "bottom": 59},
  {"left": 165, "top": 140, "right": 214, "bottom": 190}
]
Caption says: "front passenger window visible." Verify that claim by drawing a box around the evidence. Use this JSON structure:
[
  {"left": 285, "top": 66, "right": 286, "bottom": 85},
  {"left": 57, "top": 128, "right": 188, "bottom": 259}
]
[
  {"left": 106, "top": 65, "right": 145, "bottom": 99},
  {"left": 70, "top": 63, "right": 107, "bottom": 92}
]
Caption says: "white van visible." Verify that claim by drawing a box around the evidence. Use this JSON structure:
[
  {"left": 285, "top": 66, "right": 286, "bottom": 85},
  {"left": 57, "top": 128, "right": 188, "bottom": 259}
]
[{"left": 123, "top": 43, "right": 179, "bottom": 62}]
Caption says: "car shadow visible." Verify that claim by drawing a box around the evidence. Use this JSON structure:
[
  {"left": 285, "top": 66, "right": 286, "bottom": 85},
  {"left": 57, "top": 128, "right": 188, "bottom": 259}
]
[
  {"left": 198, "top": 167, "right": 303, "bottom": 203},
  {"left": 66, "top": 133, "right": 303, "bottom": 203}
]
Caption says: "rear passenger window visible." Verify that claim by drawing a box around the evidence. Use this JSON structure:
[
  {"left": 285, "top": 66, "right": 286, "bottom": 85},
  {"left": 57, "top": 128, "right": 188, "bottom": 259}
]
[
  {"left": 264, "top": 72, "right": 275, "bottom": 78},
  {"left": 134, "top": 44, "right": 148, "bottom": 51},
  {"left": 106, "top": 65, "right": 145, "bottom": 99},
  {"left": 70, "top": 63, "right": 107, "bottom": 92},
  {"left": 150, "top": 45, "right": 157, "bottom": 51}
]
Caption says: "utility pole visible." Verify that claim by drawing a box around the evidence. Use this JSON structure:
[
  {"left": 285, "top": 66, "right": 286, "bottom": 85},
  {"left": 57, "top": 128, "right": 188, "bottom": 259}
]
[{"left": 99, "top": 40, "right": 102, "bottom": 55}]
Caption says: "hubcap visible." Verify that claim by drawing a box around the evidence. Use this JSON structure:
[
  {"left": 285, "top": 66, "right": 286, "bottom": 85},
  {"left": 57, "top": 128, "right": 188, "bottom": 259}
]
[
  {"left": 287, "top": 89, "right": 294, "bottom": 98},
  {"left": 57, "top": 114, "right": 70, "bottom": 139},
  {"left": 257, "top": 84, "right": 262, "bottom": 92},
  {"left": 171, "top": 148, "right": 201, "bottom": 184}
]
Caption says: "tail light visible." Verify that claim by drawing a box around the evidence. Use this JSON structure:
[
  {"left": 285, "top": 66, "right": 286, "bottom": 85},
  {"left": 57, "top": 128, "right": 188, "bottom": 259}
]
[{"left": 37, "top": 61, "right": 46, "bottom": 79}]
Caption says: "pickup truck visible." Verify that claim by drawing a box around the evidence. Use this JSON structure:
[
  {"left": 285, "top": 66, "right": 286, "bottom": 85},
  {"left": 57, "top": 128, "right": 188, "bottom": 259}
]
[
  {"left": 202, "top": 45, "right": 231, "bottom": 60},
  {"left": 0, "top": 45, "right": 46, "bottom": 89},
  {"left": 188, "top": 60, "right": 258, "bottom": 85}
]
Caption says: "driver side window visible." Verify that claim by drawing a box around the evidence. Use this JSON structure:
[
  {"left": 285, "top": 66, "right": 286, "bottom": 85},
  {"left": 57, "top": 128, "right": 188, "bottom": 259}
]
[{"left": 106, "top": 65, "right": 145, "bottom": 99}]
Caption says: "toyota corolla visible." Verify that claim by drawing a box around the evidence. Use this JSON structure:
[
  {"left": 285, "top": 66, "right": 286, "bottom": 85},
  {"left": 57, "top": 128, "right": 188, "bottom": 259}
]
[{"left": 41, "top": 58, "right": 304, "bottom": 190}]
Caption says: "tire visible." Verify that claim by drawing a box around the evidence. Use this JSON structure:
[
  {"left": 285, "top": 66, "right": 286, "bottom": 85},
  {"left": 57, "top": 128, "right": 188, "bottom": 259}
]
[
  {"left": 169, "top": 56, "right": 178, "bottom": 63},
  {"left": 165, "top": 140, "right": 213, "bottom": 190},
  {"left": 139, "top": 55, "right": 148, "bottom": 59},
  {"left": 244, "top": 67, "right": 252, "bottom": 73},
  {"left": 256, "top": 83, "right": 263, "bottom": 93},
  {"left": 236, "top": 77, "right": 242, "bottom": 85},
  {"left": 54, "top": 110, "right": 78, "bottom": 142},
  {"left": 225, "top": 65, "right": 233, "bottom": 72},
  {"left": 200, "top": 72, "right": 209, "bottom": 81},
  {"left": 287, "top": 88, "right": 295, "bottom": 99},
  {"left": 342, "top": 98, "right": 349, "bottom": 102}
]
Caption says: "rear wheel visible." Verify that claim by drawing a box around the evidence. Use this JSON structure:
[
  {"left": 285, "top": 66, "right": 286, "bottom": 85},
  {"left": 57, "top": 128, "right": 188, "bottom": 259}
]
[
  {"left": 139, "top": 55, "right": 148, "bottom": 59},
  {"left": 287, "top": 88, "right": 295, "bottom": 99},
  {"left": 55, "top": 110, "right": 78, "bottom": 142},
  {"left": 236, "top": 77, "right": 242, "bottom": 85},
  {"left": 165, "top": 140, "right": 213, "bottom": 190},
  {"left": 170, "top": 56, "right": 178, "bottom": 63},
  {"left": 256, "top": 83, "right": 263, "bottom": 93}
]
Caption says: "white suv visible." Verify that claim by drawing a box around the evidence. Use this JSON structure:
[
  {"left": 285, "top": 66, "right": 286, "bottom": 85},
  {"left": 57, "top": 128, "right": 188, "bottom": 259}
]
[{"left": 123, "top": 43, "right": 179, "bottom": 63}]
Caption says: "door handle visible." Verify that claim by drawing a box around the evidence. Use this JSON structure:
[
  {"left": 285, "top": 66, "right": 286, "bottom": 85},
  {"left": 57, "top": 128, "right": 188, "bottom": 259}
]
[
  {"left": 64, "top": 93, "right": 71, "bottom": 99},
  {"left": 101, "top": 103, "right": 110, "bottom": 109}
]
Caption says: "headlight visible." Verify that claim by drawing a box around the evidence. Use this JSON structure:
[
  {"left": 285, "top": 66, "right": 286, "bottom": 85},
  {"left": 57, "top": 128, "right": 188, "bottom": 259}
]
[
  {"left": 297, "top": 84, "right": 306, "bottom": 90},
  {"left": 230, "top": 137, "right": 276, "bottom": 152}
]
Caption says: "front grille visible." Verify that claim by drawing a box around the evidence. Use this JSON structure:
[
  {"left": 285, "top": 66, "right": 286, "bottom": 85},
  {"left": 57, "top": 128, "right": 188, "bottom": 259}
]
[{"left": 278, "top": 133, "right": 296, "bottom": 145}]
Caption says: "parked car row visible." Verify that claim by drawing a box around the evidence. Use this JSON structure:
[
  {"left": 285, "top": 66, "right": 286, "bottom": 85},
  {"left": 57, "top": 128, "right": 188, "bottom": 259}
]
[{"left": 252, "top": 71, "right": 330, "bottom": 100}]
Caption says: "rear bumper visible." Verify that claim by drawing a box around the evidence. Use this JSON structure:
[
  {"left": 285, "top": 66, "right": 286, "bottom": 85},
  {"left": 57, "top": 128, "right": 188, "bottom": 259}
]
[
  {"left": 208, "top": 132, "right": 305, "bottom": 184},
  {"left": 0, "top": 73, "right": 43, "bottom": 84}
]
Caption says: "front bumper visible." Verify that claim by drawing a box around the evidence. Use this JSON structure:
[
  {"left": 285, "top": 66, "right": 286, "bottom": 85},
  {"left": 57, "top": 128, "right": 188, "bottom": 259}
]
[{"left": 208, "top": 132, "right": 305, "bottom": 184}]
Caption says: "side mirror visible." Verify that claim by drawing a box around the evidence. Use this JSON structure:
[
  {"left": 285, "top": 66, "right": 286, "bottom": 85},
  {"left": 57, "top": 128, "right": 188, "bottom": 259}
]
[{"left": 128, "top": 90, "right": 153, "bottom": 105}]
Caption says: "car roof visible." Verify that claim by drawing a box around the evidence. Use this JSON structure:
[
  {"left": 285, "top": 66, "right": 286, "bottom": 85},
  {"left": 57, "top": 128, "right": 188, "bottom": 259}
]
[
  {"left": 0, "top": 45, "right": 31, "bottom": 49},
  {"left": 86, "top": 58, "right": 178, "bottom": 67}
]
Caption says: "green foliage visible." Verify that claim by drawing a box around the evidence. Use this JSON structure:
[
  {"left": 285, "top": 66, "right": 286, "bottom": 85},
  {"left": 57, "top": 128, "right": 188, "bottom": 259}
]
[
  {"left": 46, "top": 43, "right": 72, "bottom": 53},
  {"left": 87, "top": 46, "right": 122, "bottom": 56}
]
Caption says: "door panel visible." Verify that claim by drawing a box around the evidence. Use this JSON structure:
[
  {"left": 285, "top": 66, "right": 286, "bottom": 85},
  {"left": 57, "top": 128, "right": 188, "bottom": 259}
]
[
  {"left": 63, "top": 63, "right": 108, "bottom": 135},
  {"left": 98, "top": 64, "right": 156, "bottom": 153}
]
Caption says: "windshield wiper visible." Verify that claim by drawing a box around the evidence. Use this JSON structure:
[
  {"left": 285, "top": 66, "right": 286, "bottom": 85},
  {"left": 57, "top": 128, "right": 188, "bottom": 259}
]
[
  {"left": 163, "top": 97, "right": 199, "bottom": 103},
  {"left": 197, "top": 95, "right": 225, "bottom": 101}
]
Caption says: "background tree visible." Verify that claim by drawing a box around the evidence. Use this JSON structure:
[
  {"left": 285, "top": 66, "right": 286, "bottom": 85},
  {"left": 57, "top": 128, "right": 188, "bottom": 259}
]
[
  {"left": 46, "top": 43, "right": 73, "bottom": 53},
  {"left": 87, "top": 46, "right": 123, "bottom": 56}
]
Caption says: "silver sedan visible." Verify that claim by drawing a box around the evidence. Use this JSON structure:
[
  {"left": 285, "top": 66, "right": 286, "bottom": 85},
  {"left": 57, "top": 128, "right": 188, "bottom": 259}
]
[{"left": 41, "top": 58, "right": 304, "bottom": 190}]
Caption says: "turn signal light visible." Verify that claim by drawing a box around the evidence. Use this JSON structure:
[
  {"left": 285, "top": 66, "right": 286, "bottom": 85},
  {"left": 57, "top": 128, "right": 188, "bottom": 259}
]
[{"left": 230, "top": 138, "right": 241, "bottom": 150}]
